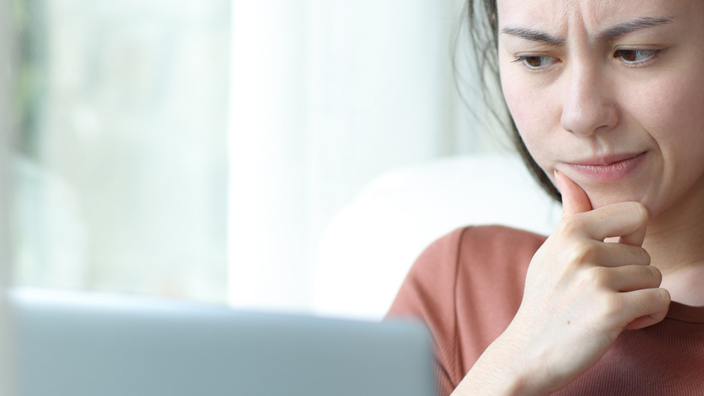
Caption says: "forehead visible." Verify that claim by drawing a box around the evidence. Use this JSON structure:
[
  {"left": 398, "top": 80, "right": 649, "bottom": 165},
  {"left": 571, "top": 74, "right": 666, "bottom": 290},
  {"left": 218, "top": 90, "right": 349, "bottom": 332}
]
[{"left": 497, "top": 0, "right": 687, "bottom": 33}]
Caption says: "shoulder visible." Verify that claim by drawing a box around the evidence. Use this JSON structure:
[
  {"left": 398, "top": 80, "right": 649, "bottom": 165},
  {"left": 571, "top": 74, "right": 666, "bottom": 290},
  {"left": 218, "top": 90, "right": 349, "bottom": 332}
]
[
  {"left": 456, "top": 225, "right": 546, "bottom": 289},
  {"left": 390, "top": 225, "right": 546, "bottom": 306},
  {"left": 387, "top": 225, "right": 546, "bottom": 391},
  {"left": 459, "top": 224, "right": 547, "bottom": 253},
  {"left": 454, "top": 226, "right": 545, "bottom": 363}
]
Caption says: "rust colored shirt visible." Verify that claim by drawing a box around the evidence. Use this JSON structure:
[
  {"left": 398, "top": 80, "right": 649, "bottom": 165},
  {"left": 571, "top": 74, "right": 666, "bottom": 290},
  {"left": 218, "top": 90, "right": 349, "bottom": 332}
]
[{"left": 387, "top": 226, "right": 704, "bottom": 395}]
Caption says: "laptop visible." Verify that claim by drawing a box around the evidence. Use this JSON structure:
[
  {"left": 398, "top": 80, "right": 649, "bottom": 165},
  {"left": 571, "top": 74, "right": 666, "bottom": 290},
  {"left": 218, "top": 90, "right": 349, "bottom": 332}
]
[{"left": 8, "top": 288, "right": 436, "bottom": 396}]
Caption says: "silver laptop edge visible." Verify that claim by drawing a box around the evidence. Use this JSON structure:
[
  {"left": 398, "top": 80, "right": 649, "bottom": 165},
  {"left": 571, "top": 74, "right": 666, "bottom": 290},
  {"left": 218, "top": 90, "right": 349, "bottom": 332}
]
[{"left": 9, "top": 287, "right": 436, "bottom": 396}]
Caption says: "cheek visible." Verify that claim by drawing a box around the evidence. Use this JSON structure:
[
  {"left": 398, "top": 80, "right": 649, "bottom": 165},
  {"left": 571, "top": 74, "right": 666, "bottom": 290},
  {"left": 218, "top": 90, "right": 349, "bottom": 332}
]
[
  {"left": 630, "top": 70, "right": 704, "bottom": 171},
  {"left": 501, "top": 72, "right": 561, "bottom": 165},
  {"left": 634, "top": 74, "right": 704, "bottom": 131},
  {"left": 622, "top": 66, "right": 704, "bottom": 216}
]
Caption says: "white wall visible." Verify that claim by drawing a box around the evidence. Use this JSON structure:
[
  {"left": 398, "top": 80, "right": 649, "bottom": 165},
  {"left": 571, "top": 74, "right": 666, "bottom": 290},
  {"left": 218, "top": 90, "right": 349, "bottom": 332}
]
[{"left": 227, "top": 0, "right": 511, "bottom": 313}]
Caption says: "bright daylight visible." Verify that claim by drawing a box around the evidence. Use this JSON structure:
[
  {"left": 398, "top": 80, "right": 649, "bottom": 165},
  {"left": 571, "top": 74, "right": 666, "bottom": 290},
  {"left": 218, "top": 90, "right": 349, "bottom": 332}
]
[{"left": 3, "top": 0, "right": 699, "bottom": 395}]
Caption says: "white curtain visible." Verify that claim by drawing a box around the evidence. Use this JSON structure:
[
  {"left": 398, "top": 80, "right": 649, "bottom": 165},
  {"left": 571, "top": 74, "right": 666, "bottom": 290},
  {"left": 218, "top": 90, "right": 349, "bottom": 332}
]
[{"left": 228, "top": 0, "right": 510, "bottom": 313}]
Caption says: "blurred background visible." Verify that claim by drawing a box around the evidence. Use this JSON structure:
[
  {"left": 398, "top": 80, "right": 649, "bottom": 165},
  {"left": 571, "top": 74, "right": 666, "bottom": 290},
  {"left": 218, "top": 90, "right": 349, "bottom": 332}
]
[
  {"left": 14, "top": 0, "right": 231, "bottom": 302},
  {"left": 8, "top": 0, "right": 515, "bottom": 315}
]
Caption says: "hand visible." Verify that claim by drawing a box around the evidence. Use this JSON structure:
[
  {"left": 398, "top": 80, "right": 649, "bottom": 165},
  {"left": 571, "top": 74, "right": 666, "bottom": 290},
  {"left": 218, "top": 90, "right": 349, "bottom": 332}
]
[
  {"left": 500, "top": 170, "right": 671, "bottom": 394},
  {"left": 451, "top": 171, "right": 671, "bottom": 396}
]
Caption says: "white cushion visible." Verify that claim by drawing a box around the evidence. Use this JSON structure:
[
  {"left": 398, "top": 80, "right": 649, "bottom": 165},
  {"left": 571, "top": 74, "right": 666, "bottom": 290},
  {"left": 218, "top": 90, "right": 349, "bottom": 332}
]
[{"left": 312, "top": 153, "right": 562, "bottom": 320}]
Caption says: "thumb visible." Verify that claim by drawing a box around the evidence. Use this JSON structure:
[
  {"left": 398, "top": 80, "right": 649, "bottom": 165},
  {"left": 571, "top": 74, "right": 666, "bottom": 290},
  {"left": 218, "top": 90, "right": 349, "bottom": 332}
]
[{"left": 554, "top": 170, "right": 592, "bottom": 219}]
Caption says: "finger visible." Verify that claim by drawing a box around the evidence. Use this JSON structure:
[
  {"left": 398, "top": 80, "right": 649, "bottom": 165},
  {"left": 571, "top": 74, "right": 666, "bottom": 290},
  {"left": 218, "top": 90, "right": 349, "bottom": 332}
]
[
  {"left": 565, "top": 202, "right": 649, "bottom": 243},
  {"left": 626, "top": 313, "right": 666, "bottom": 331},
  {"left": 554, "top": 170, "right": 592, "bottom": 219},
  {"left": 618, "top": 206, "right": 649, "bottom": 246},
  {"left": 618, "top": 288, "right": 670, "bottom": 330},
  {"left": 586, "top": 242, "right": 651, "bottom": 268},
  {"left": 600, "top": 265, "right": 661, "bottom": 292}
]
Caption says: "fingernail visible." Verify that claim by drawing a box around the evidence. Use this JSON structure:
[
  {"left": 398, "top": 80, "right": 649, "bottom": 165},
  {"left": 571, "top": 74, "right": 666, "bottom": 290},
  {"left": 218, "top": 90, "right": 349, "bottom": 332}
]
[{"left": 553, "top": 170, "right": 562, "bottom": 192}]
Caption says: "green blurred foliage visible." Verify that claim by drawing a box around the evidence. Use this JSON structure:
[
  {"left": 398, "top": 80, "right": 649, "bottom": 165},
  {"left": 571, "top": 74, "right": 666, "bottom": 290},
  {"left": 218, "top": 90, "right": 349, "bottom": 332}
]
[{"left": 14, "top": 0, "right": 46, "bottom": 161}]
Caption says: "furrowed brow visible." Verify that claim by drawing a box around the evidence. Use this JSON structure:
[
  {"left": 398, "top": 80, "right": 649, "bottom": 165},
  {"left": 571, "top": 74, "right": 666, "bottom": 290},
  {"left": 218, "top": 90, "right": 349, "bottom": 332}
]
[
  {"left": 501, "top": 16, "right": 674, "bottom": 46},
  {"left": 595, "top": 16, "right": 674, "bottom": 41},
  {"left": 500, "top": 27, "right": 565, "bottom": 46}
]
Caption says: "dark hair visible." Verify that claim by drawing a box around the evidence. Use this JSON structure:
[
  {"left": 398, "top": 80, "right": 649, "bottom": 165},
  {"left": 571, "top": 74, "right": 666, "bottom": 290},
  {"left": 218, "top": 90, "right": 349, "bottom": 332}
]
[{"left": 458, "top": 0, "right": 562, "bottom": 203}]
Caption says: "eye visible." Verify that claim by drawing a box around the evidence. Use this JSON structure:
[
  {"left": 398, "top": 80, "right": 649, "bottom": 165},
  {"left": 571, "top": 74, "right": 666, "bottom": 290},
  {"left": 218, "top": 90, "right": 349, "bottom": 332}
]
[
  {"left": 614, "top": 49, "right": 659, "bottom": 65},
  {"left": 513, "top": 55, "right": 557, "bottom": 70}
]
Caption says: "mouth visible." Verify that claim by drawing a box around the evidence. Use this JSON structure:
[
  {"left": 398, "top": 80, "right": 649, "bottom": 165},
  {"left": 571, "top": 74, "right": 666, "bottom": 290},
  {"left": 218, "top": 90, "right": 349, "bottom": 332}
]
[{"left": 565, "top": 151, "right": 647, "bottom": 182}]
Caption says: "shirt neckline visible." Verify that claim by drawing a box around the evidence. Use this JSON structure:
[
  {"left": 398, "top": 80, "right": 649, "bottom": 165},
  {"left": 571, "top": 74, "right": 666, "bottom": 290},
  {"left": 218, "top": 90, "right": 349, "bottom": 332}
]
[{"left": 666, "top": 301, "right": 704, "bottom": 324}]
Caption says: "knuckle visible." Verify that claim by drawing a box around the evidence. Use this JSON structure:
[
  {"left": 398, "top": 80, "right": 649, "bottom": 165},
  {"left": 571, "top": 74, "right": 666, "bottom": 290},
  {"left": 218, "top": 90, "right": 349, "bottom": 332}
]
[
  {"left": 635, "top": 266, "right": 661, "bottom": 288},
  {"left": 601, "top": 294, "right": 625, "bottom": 318},
  {"left": 567, "top": 241, "right": 598, "bottom": 265},
  {"left": 637, "top": 247, "right": 651, "bottom": 266},
  {"left": 657, "top": 288, "right": 672, "bottom": 306},
  {"left": 639, "top": 288, "right": 670, "bottom": 314},
  {"left": 629, "top": 202, "right": 649, "bottom": 224},
  {"left": 643, "top": 289, "right": 662, "bottom": 309},
  {"left": 557, "top": 215, "right": 586, "bottom": 236},
  {"left": 583, "top": 266, "right": 609, "bottom": 287},
  {"left": 648, "top": 266, "right": 663, "bottom": 285}
]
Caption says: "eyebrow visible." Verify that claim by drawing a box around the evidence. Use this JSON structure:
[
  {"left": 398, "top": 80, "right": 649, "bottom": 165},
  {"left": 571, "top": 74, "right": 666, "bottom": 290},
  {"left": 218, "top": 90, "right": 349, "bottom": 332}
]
[
  {"left": 501, "top": 16, "right": 674, "bottom": 45},
  {"left": 598, "top": 16, "right": 673, "bottom": 41},
  {"left": 500, "top": 27, "right": 565, "bottom": 46}
]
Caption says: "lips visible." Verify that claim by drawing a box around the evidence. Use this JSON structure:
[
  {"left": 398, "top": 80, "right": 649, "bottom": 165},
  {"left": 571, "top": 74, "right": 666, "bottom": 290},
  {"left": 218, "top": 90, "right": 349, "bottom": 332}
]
[{"left": 565, "top": 151, "right": 647, "bottom": 182}]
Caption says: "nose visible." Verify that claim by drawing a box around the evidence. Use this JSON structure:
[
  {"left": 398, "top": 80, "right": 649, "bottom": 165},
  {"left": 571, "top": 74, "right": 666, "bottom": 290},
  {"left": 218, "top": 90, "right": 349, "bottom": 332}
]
[{"left": 560, "top": 63, "right": 618, "bottom": 136}]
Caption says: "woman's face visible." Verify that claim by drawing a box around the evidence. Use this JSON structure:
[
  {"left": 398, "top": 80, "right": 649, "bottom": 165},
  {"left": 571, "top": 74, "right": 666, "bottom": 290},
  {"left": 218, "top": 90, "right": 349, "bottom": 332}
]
[{"left": 497, "top": 0, "right": 704, "bottom": 218}]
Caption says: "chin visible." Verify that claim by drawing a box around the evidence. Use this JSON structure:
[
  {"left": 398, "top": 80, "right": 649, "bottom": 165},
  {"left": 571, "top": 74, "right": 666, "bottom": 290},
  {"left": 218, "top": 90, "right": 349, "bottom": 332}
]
[{"left": 584, "top": 190, "right": 648, "bottom": 211}]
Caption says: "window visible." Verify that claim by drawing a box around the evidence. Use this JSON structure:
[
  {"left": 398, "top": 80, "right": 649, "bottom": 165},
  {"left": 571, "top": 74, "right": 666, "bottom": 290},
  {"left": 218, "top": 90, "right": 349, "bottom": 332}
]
[
  {"left": 13, "top": 0, "right": 230, "bottom": 302},
  {"left": 10, "top": 0, "right": 500, "bottom": 316}
]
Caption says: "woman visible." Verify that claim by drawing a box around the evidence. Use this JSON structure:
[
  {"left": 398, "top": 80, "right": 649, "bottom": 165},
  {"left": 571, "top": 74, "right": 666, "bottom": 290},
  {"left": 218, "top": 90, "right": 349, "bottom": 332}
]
[{"left": 387, "top": 0, "right": 704, "bottom": 394}]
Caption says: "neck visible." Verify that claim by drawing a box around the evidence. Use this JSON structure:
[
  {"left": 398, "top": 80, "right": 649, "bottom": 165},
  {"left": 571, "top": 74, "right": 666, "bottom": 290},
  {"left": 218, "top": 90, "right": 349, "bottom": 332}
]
[{"left": 643, "top": 180, "right": 704, "bottom": 306}]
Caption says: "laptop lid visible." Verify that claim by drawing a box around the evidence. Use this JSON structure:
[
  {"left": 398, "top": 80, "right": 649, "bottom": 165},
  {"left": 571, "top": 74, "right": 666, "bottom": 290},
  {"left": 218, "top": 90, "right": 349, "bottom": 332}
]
[{"left": 10, "top": 288, "right": 436, "bottom": 396}]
